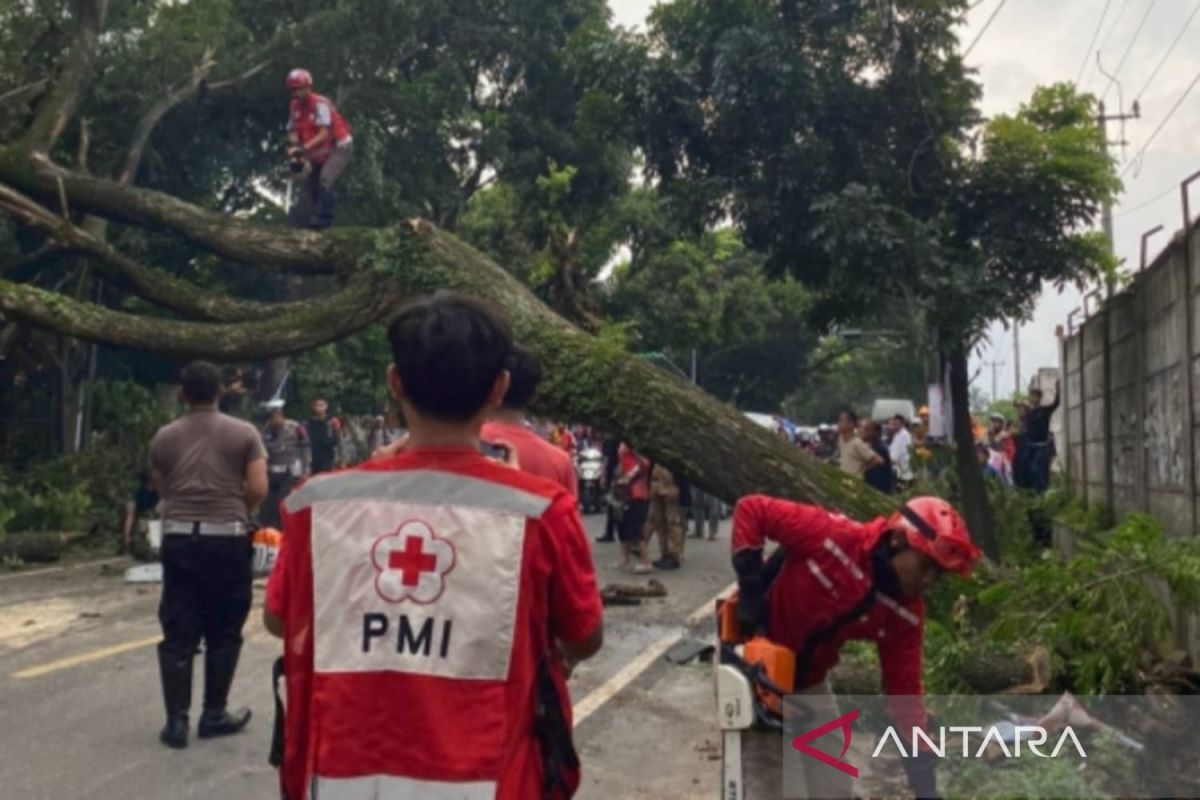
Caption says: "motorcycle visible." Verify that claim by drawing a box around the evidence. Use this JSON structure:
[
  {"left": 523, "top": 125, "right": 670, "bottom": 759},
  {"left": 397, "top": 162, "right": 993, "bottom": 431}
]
[{"left": 576, "top": 447, "right": 605, "bottom": 515}]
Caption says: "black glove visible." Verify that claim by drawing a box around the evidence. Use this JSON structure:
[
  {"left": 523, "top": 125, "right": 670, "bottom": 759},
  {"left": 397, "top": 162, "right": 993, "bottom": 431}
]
[
  {"left": 902, "top": 750, "right": 939, "bottom": 799},
  {"left": 732, "top": 548, "right": 766, "bottom": 637}
]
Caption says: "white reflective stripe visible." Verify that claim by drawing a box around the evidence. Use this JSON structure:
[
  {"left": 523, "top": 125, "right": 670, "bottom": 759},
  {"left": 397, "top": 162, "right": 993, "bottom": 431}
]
[
  {"left": 874, "top": 592, "right": 921, "bottom": 627},
  {"left": 313, "top": 774, "right": 495, "bottom": 799},
  {"left": 822, "top": 538, "right": 866, "bottom": 583},
  {"left": 806, "top": 558, "right": 836, "bottom": 592},
  {"left": 284, "top": 469, "right": 552, "bottom": 518}
]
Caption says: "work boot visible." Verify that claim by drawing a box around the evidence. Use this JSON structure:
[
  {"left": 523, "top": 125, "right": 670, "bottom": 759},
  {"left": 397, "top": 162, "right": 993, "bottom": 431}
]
[
  {"left": 157, "top": 648, "right": 193, "bottom": 749},
  {"left": 198, "top": 645, "right": 252, "bottom": 739},
  {"left": 653, "top": 554, "right": 681, "bottom": 571}
]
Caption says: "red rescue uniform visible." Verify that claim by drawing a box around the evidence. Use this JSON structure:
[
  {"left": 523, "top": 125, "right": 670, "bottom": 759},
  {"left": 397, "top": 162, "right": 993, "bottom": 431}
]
[
  {"left": 732, "top": 495, "right": 928, "bottom": 732},
  {"left": 267, "top": 448, "right": 602, "bottom": 799},
  {"left": 288, "top": 93, "right": 352, "bottom": 164}
]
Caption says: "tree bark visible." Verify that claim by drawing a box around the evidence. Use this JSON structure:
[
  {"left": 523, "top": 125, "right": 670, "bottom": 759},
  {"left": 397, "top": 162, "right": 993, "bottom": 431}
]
[
  {"left": 0, "top": 202, "right": 895, "bottom": 517},
  {"left": 948, "top": 344, "right": 999, "bottom": 559}
]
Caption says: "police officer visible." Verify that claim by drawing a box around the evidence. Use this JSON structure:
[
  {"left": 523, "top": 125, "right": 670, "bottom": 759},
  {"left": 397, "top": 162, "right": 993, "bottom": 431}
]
[
  {"left": 148, "top": 361, "right": 268, "bottom": 749},
  {"left": 259, "top": 400, "right": 309, "bottom": 529}
]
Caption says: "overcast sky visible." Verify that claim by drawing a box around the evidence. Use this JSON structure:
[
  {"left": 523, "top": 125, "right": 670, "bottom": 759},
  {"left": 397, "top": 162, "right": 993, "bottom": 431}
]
[{"left": 608, "top": 0, "right": 1200, "bottom": 401}]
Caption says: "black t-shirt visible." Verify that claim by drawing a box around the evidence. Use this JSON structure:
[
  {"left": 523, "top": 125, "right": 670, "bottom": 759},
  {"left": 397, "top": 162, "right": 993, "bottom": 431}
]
[
  {"left": 306, "top": 417, "right": 340, "bottom": 469},
  {"left": 133, "top": 485, "right": 160, "bottom": 514},
  {"left": 601, "top": 437, "right": 620, "bottom": 483},
  {"left": 864, "top": 441, "right": 896, "bottom": 494}
]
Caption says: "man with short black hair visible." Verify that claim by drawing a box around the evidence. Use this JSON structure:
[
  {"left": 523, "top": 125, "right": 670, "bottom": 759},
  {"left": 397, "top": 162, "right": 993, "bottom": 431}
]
[
  {"left": 265, "top": 294, "right": 603, "bottom": 799},
  {"left": 482, "top": 344, "right": 577, "bottom": 494},
  {"left": 304, "top": 397, "right": 343, "bottom": 474},
  {"left": 837, "top": 409, "right": 882, "bottom": 477},
  {"left": 149, "top": 361, "right": 268, "bottom": 749}
]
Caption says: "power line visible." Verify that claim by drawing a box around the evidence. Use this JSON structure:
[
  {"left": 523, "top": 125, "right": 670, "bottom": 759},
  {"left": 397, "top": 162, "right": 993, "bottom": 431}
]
[
  {"left": 1100, "top": 0, "right": 1159, "bottom": 102},
  {"left": 1075, "top": 0, "right": 1115, "bottom": 87},
  {"left": 1122, "top": 69, "right": 1200, "bottom": 178},
  {"left": 1084, "top": 0, "right": 1134, "bottom": 90},
  {"left": 1134, "top": 0, "right": 1200, "bottom": 101},
  {"left": 963, "top": 0, "right": 1010, "bottom": 59},
  {"left": 1113, "top": 183, "right": 1177, "bottom": 218}
]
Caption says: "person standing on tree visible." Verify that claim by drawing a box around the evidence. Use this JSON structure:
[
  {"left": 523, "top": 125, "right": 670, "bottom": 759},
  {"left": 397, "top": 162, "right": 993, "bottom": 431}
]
[
  {"left": 148, "top": 361, "right": 267, "bottom": 749},
  {"left": 285, "top": 68, "right": 353, "bottom": 229},
  {"left": 303, "top": 397, "right": 343, "bottom": 475}
]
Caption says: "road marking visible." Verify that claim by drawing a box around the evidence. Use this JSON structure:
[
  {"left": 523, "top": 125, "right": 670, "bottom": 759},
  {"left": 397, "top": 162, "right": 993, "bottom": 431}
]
[
  {"left": 12, "top": 635, "right": 161, "bottom": 679},
  {"left": 574, "top": 579, "right": 736, "bottom": 725},
  {"left": 0, "top": 557, "right": 129, "bottom": 583}
]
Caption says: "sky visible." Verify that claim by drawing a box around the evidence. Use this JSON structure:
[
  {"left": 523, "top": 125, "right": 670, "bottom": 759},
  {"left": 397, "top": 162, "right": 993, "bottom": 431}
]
[{"left": 607, "top": 0, "right": 1200, "bottom": 401}]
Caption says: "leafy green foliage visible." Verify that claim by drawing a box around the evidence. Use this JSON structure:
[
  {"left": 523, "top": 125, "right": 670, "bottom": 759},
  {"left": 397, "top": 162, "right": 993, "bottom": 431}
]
[{"left": 976, "top": 514, "right": 1200, "bottom": 693}]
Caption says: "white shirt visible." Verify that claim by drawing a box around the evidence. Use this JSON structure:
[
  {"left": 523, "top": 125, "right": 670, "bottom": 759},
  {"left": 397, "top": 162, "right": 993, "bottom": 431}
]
[{"left": 889, "top": 427, "right": 913, "bottom": 480}]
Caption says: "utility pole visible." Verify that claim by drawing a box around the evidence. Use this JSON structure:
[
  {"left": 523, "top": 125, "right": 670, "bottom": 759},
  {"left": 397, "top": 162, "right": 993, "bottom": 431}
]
[
  {"left": 1013, "top": 321, "right": 1021, "bottom": 398},
  {"left": 1095, "top": 95, "right": 1141, "bottom": 295},
  {"left": 984, "top": 359, "right": 1004, "bottom": 404}
]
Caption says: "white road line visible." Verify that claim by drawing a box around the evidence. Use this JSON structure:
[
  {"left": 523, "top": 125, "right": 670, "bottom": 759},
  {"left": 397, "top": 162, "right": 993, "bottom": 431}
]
[
  {"left": 0, "top": 557, "right": 129, "bottom": 583},
  {"left": 574, "top": 579, "right": 736, "bottom": 725}
]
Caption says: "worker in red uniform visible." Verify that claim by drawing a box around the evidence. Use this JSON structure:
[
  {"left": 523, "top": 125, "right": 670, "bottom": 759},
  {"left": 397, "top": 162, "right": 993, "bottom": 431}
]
[
  {"left": 285, "top": 68, "right": 352, "bottom": 229},
  {"left": 732, "top": 495, "right": 981, "bottom": 799},
  {"left": 264, "top": 294, "right": 603, "bottom": 799}
]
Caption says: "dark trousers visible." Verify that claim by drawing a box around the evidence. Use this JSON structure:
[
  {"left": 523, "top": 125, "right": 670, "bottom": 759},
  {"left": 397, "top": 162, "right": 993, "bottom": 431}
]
[
  {"left": 260, "top": 472, "right": 297, "bottom": 529},
  {"left": 158, "top": 533, "right": 253, "bottom": 714},
  {"left": 159, "top": 535, "right": 253, "bottom": 660},
  {"left": 291, "top": 144, "right": 352, "bottom": 229}
]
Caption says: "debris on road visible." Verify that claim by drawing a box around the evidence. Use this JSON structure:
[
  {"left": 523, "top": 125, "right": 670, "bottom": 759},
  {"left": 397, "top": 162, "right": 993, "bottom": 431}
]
[
  {"left": 124, "top": 564, "right": 163, "bottom": 584},
  {"left": 600, "top": 579, "right": 667, "bottom": 606}
]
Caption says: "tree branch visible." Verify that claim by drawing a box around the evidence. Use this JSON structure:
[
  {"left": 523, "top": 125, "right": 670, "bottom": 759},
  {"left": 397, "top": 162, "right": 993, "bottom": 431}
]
[
  {"left": 0, "top": 183, "right": 337, "bottom": 321},
  {"left": 0, "top": 271, "right": 402, "bottom": 360},
  {"left": 0, "top": 153, "right": 348, "bottom": 273},
  {"left": 20, "top": 0, "right": 109, "bottom": 155},
  {"left": 0, "top": 78, "right": 50, "bottom": 107},
  {"left": 117, "top": 49, "right": 218, "bottom": 186}
]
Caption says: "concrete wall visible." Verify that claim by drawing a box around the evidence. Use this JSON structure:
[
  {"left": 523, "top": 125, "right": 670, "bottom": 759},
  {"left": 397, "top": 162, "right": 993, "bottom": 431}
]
[{"left": 1060, "top": 223, "right": 1199, "bottom": 538}]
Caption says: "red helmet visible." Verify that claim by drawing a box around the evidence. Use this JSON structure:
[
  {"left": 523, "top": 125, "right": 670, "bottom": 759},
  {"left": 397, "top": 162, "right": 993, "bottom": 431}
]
[
  {"left": 887, "top": 497, "right": 980, "bottom": 577},
  {"left": 286, "top": 68, "right": 313, "bottom": 90}
]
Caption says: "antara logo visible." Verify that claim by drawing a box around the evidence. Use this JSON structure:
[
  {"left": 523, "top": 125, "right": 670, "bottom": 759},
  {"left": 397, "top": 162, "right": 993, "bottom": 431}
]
[
  {"left": 791, "top": 711, "right": 1088, "bottom": 777},
  {"left": 871, "top": 725, "right": 1088, "bottom": 760}
]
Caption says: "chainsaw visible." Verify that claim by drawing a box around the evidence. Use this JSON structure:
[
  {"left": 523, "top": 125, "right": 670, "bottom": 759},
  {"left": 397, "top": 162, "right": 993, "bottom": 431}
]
[{"left": 715, "top": 594, "right": 799, "bottom": 800}]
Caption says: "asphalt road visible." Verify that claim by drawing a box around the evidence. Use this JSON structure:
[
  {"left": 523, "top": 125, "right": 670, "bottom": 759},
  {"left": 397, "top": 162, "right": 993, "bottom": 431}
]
[{"left": 0, "top": 515, "right": 743, "bottom": 800}]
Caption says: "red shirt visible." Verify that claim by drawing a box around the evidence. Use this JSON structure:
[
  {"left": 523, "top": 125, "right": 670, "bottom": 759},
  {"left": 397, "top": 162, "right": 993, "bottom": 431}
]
[
  {"left": 266, "top": 448, "right": 602, "bottom": 800},
  {"left": 732, "top": 495, "right": 928, "bottom": 733},
  {"left": 618, "top": 444, "right": 649, "bottom": 501},
  {"left": 482, "top": 420, "right": 577, "bottom": 496},
  {"left": 288, "top": 93, "right": 352, "bottom": 164}
]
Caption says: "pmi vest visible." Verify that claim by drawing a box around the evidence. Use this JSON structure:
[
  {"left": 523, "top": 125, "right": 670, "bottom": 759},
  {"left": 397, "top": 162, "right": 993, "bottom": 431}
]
[{"left": 274, "top": 450, "right": 582, "bottom": 800}]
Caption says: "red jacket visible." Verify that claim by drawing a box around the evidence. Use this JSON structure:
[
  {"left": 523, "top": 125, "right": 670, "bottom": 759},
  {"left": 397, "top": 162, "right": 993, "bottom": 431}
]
[
  {"left": 268, "top": 448, "right": 602, "bottom": 799},
  {"left": 732, "top": 495, "right": 928, "bottom": 731},
  {"left": 288, "top": 93, "right": 352, "bottom": 164}
]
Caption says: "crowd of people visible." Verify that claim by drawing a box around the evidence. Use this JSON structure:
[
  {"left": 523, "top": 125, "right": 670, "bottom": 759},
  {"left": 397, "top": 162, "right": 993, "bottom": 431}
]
[{"left": 787, "top": 391, "right": 1061, "bottom": 497}]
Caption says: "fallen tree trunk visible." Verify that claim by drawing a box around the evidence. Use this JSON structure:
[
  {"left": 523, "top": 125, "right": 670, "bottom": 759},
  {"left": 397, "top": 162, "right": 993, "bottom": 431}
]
[{"left": 830, "top": 646, "right": 1052, "bottom": 695}]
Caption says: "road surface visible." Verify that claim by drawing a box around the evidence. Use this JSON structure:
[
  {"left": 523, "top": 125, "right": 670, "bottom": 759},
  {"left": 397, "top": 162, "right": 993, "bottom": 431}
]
[{"left": 0, "top": 515, "right": 750, "bottom": 800}]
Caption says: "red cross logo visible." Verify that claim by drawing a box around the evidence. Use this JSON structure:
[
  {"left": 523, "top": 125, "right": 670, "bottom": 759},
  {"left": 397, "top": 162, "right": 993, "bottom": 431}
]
[{"left": 370, "top": 520, "right": 455, "bottom": 604}]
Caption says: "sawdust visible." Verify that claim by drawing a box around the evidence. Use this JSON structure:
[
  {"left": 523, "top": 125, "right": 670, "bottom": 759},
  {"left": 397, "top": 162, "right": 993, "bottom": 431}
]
[{"left": 0, "top": 597, "right": 90, "bottom": 650}]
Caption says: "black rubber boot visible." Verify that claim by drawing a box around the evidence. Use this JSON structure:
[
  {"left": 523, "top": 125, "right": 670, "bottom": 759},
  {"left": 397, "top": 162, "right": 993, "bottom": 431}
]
[
  {"left": 197, "top": 645, "right": 251, "bottom": 739},
  {"left": 158, "top": 647, "right": 192, "bottom": 749}
]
